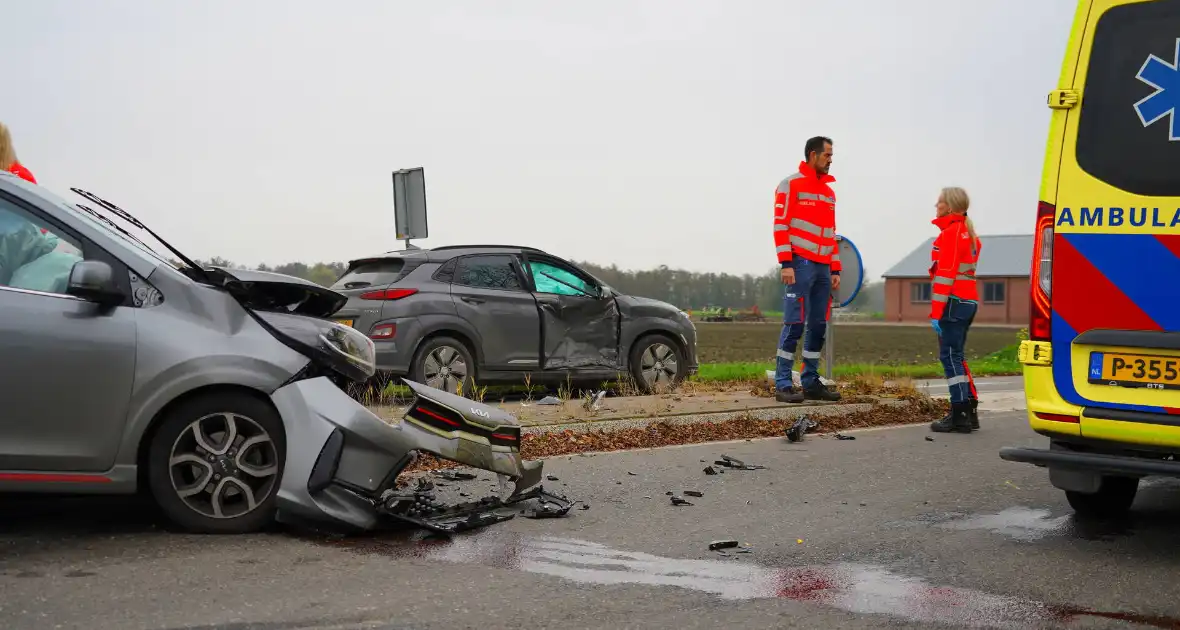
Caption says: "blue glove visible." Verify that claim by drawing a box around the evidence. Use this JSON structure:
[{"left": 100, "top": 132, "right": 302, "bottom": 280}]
[{"left": 931, "top": 319, "right": 942, "bottom": 335}]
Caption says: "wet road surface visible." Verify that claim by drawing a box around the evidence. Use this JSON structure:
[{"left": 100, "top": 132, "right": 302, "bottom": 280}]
[{"left": 4, "top": 410, "right": 1180, "bottom": 629}]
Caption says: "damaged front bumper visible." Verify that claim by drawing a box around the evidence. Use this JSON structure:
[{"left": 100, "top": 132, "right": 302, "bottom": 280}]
[{"left": 270, "top": 376, "right": 566, "bottom": 533}]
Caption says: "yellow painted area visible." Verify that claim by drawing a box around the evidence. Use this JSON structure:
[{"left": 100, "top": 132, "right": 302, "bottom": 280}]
[
  {"left": 1070, "top": 343, "right": 1180, "bottom": 408},
  {"left": 1023, "top": 365, "right": 1083, "bottom": 437},
  {"left": 1080, "top": 417, "right": 1180, "bottom": 447},
  {"left": 1054, "top": 0, "right": 1180, "bottom": 235}
]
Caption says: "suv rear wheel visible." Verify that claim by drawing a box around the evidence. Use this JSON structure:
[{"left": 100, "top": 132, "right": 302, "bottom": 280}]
[
  {"left": 629, "top": 334, "right": 686, "bottom": 394},
  {"left": 147, "top": 391, "right": 285, "bottom": 534},
  {"left": 412, "top": 336, "right": 477, "bottom": 395},
  {"left": 1065, "top": 475, "right": 1139, "bottom": 518}
]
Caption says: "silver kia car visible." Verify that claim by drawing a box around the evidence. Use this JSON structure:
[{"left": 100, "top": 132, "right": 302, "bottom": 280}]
[{"left": 0, "top": 173, "right": 564, "bottom": 535}]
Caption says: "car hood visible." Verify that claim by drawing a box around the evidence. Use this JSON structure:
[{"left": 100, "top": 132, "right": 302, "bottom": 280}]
[{"left": 205, "top": 267, "right": 347, "bottom": 318}]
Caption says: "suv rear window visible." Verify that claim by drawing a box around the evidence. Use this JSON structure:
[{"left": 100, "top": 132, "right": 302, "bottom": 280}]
[
  {"left": 331, "top": 260, "right": 404, "bottom": 290},
  {"left": 1076, "top": 0, "right": 1180, "bottom": 196}
]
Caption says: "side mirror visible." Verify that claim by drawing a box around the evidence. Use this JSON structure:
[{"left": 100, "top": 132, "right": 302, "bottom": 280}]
[
  {"left": 599, "top": 286, "right": 613, "bottom": 299},
  {"left": 67, "top": 260, "right": 123, "bottom": 306}
]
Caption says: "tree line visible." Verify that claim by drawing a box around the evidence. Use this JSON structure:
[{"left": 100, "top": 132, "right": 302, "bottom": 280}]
[{"left": 194, "top": 257, "right": 885, "bottom": 314}]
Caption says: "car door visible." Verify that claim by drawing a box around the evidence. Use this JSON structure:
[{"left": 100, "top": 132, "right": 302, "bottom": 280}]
[
  {"left": 449, "top": 254, "right": 542, "bottom": 371},
  {"left": 523, "top": 255, "right": 621, "bottom": 370},
  {"left": 0, "top": 190, "right": 137, "bottom": 473}
]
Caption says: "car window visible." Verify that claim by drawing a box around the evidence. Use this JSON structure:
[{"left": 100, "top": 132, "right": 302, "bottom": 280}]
[
  {"left": 0, "top": 196, "right": 85, "bottom": 296},
  {"left": 454, "top": 255, "right": 522, "bottom": 291},
  {"left": 1075, "top": 1, "right": 1180, "bottom": 195},
  {"left": 332, "top": 259, "right": 404, "bottom": 289},
  {"left": 529, "top": 260, "right": 594, "bottom": 297}
]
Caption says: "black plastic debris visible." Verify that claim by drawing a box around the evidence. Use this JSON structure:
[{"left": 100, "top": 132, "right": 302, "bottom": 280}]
[
  {"left": 666, "top": 491, "right": 674, "bottom": 495},
  {"left": 546, "top": 475, "right": 559, "bottom": 481},
  {"left": 434, "top": 470, "right": 478, "bottom": 481},
  {"left": 580, "top": 503, "right": 591, "bottom": 510},
  {"left": 925, "top": 436, "right": 935, "bottom": 442},
  {"left": 670, "top": 496, "right": 694, "bottom": 506},
  {"left": 524, "top": 499, "right": 570, "bottom": 519},
  {"left": 714, "top": 455, "right": 766, "bottom": 470},
  {"left": 704, "top": 466, "right": 719, "bottom": 475},
  {"left": 684, "top": 490, "right": 704, "bottom": 498},
  {"left": 835, "top": 433, "right": 856, "bottom": 441},
  {"left": 709, "top": 540, "right": 739, "bottom": 551},
  {"left": 627, "top": 471, "right": 637, "bottom": 476}
]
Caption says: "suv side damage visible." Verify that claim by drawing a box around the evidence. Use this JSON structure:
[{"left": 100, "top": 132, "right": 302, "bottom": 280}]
[{"left": 271, "top": 376, "right": 571, "bottom": 535}]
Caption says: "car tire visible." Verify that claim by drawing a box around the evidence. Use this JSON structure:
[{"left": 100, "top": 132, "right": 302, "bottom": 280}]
[
  {"left": 629, "top": 334, "right": 687, "bottom": 394},
  {"left": 147, "top": 391, "right": 286, "bottom": 535},
  {"left": 1064, "top": 475, "right": 1139, "bottom": 518},
  {"left": 411, "top": 336, "right": 478, "bottom": 396}
]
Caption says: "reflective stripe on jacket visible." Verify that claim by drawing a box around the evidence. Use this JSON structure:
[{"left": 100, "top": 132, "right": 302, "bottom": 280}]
[
  {"left": 772, "top": 161, "right": 841, "bottom": 273},
  {"left": 928, "top": 213, "right": 980, "bottom": 319}
]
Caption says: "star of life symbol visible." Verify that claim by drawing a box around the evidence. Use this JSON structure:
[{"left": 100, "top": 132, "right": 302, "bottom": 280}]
[{"left": 1134, "top": 37, "right": 1180, "bottom": 141}]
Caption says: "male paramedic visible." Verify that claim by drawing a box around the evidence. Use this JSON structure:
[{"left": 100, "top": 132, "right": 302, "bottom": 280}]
[{"left": 772, "top": 136, "right": 842, "bottom": 403}]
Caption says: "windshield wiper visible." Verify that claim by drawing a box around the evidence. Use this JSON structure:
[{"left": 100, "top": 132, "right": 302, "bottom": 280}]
[{"left": 69, "top": 188, "right": 215, "bottom": 285}]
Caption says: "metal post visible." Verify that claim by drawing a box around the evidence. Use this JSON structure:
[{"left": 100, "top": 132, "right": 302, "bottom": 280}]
[{"left": 824, "top": 314, "right": 835, "bottom": 382}]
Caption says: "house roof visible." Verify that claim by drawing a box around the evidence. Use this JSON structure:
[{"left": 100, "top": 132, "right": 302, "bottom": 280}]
[{"left": 881, "top": 234, "right": 1034, "bottom": 278}]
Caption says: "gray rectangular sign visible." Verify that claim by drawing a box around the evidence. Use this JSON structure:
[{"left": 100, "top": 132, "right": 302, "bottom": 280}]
[{"left": 393, "top": 167, "right": 428, "bottom": 241}]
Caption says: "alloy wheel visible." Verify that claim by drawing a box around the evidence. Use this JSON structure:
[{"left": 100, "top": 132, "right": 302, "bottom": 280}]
[
  {"left": 424, "top": 345, "right": 469, "bottom": 393},
  {"left": 169, "top": 412, "right": 280, "bottom": 520},
  {"left": 640, "top": 342, "right": 679, "bottom": 388}
]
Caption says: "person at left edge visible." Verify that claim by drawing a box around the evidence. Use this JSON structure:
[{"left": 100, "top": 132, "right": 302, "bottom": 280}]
[
  {"left": 0, "top": 122, "right": 37, "bottom": 184},
  {"left": 772, "top": 135, "right": 842, "bottom": 404}
]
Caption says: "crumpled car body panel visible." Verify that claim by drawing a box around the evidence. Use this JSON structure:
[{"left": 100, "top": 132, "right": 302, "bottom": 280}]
[{"left": 270, "top": 376, "right": 541, "bottom": 532}]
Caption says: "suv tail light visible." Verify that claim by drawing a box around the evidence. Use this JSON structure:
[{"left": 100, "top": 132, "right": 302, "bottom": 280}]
[
  {"left": 1029, "top": 201, "right": 1054, "bottom": 341},
  {"left": 360, "top": 288, "right": 418, "bottom": 301}
]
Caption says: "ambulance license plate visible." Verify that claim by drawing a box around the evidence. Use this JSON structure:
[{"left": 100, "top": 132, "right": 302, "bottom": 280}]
[{"left": 1088, "top": 352, "right": 1180, "bottom": 390}]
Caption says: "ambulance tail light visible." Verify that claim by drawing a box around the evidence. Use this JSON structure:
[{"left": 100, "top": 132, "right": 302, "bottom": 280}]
[{"left": 1029, "top": 201, "right": 1054, "bottom": 342}]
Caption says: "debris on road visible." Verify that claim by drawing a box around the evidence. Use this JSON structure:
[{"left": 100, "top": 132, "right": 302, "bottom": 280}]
[
  {"left": 714, "top": 454, "right": 766, "bottom": 470},
  {"left": 627, "top": 471, "right": 637, "bottom": 476},
  {"left": 665, "top": 491, "right": 674, "bottom": 495},
  {"left": 433, "top": 470, "right": 478, "bottom": 481},
  {"left": 704, "top": 466, "right": 719, "bottom": 475},
  {"left": 670, "top": 496, "right": 694, "bottom": 506},
  {"left": 925, "top": 436, "right": 935, "bottom": 442},
  {"left": 835, "top": 433, "right": 856, "bottom": 441},
  {"left": 546, "top": 475, "right": 559, "bottom": 481},
  {"left": 684, "top": 490, "right": 704, "bottom": 498},
  {"left": 536, "top": 396, "right": 562, "bottom": 406},
  {"left": 379, "top": 481, "right": 575, "bottom": 535},
  {"left": 786, "top": 417, "right": 819, "bottom": 443},
  {"left": 709, "top": 540, "right": 739, "bottom": 551}
]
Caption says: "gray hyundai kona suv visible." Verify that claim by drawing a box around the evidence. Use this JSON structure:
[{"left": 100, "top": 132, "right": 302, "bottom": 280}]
[
  {"left": 328, "top": 245, "right": 699, "bottom": 395},
  {"left": 0, "top": 174, "right": 565, "bottom": 535}
]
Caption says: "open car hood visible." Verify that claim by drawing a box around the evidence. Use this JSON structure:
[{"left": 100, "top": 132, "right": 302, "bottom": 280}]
[{"left": 205, "top": 267, "right": 347, "bottom": 318}]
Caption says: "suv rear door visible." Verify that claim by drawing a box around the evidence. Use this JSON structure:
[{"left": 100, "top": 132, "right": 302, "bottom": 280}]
[
  {"left": 449, "top": 254, "right": 542, "bottom": 371},
  {"left": 1051, "top": 0, "right": 1180, "bottom": 437},
  {"left": 521, "top": 254, "right": 621, "bottom": 370}
]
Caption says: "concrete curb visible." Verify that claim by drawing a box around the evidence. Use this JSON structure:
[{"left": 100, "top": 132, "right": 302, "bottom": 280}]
[{"left": 522, "top": 397, "right": 908, "bottom": 436}]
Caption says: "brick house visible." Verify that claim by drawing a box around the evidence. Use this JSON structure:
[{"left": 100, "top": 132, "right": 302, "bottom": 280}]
[{"left": 881, "top": 234, "right": 1032, "bottom": 325}]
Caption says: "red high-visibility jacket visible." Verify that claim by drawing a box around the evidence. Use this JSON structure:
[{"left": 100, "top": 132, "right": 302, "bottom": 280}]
[
  {"left": 7, "top": 161, "right": 36, "bottom": 184},
  {"left": 773, "top": 161, "right": 841, "bottom": 273},
  {"left": 928, "top": 213, "right": 981, "bottom": 319}
]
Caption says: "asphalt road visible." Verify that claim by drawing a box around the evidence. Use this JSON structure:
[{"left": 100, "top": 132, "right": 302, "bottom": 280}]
[{"left": 5, "top": 410, "right": 1180, "bottom": 629}]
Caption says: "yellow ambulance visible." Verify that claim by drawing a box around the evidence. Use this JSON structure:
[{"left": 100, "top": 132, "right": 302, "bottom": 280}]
[{"left": 1000, "top": 0, "right": 1180, "bottom": 517}]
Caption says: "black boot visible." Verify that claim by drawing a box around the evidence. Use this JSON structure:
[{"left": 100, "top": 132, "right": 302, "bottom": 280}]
[
  {"left": 776, "top": 387, "right": 804, "bottom": 403},
  {"left": 969, "top": 399, "right": 980, "bottom": 431},
  {"left": 803, "top": 382, "right": 842, "bottom": 402},
  {"left": 930, "top": 401, "right": 973, "bottom": 434}
]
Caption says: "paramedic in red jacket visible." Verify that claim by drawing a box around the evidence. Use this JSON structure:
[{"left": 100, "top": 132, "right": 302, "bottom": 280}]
[
  {"left": 928, "top": 186, "right": 982, "bottom": 433},
  {"left": 772, "top": 136, "right": 842, "bottom": 403},
  {"left": 0, "top": 122, "right": 37, "bottom": 184}
]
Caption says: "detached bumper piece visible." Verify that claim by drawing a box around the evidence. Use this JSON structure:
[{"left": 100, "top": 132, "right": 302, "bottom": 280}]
[
  {"left": 999, "top": 446, "right": 1180, "bottom": 478},
  {"left": 377, "top": 482, "right": 574, "bottom": 535}
]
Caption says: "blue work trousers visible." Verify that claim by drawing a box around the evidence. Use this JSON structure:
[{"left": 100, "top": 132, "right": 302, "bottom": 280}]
[
  {"left": 937, "top": 297, "right": 979, "bottom": 404},
  {"left": 774, "top": 258, "right": 832, "bottom": 391}
]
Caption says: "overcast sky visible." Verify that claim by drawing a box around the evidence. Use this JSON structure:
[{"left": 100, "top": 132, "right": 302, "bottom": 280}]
[{"left": 4, "top": 0, "right": 1075, "bottom": 278}]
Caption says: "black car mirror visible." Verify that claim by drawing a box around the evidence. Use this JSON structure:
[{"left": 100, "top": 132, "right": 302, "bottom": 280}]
[{"left": 67, "top": 260, "right": 123, "bottom": 306}]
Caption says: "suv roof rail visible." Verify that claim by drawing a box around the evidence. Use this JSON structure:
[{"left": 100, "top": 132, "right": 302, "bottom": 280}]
[{"left": 428, "top": 244, "right": 549, "bottom": 254}]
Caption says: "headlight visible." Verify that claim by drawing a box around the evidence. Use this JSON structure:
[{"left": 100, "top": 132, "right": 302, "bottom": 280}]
[{"left": 257, "top": 312, "right": 376, "bottom": 382}]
